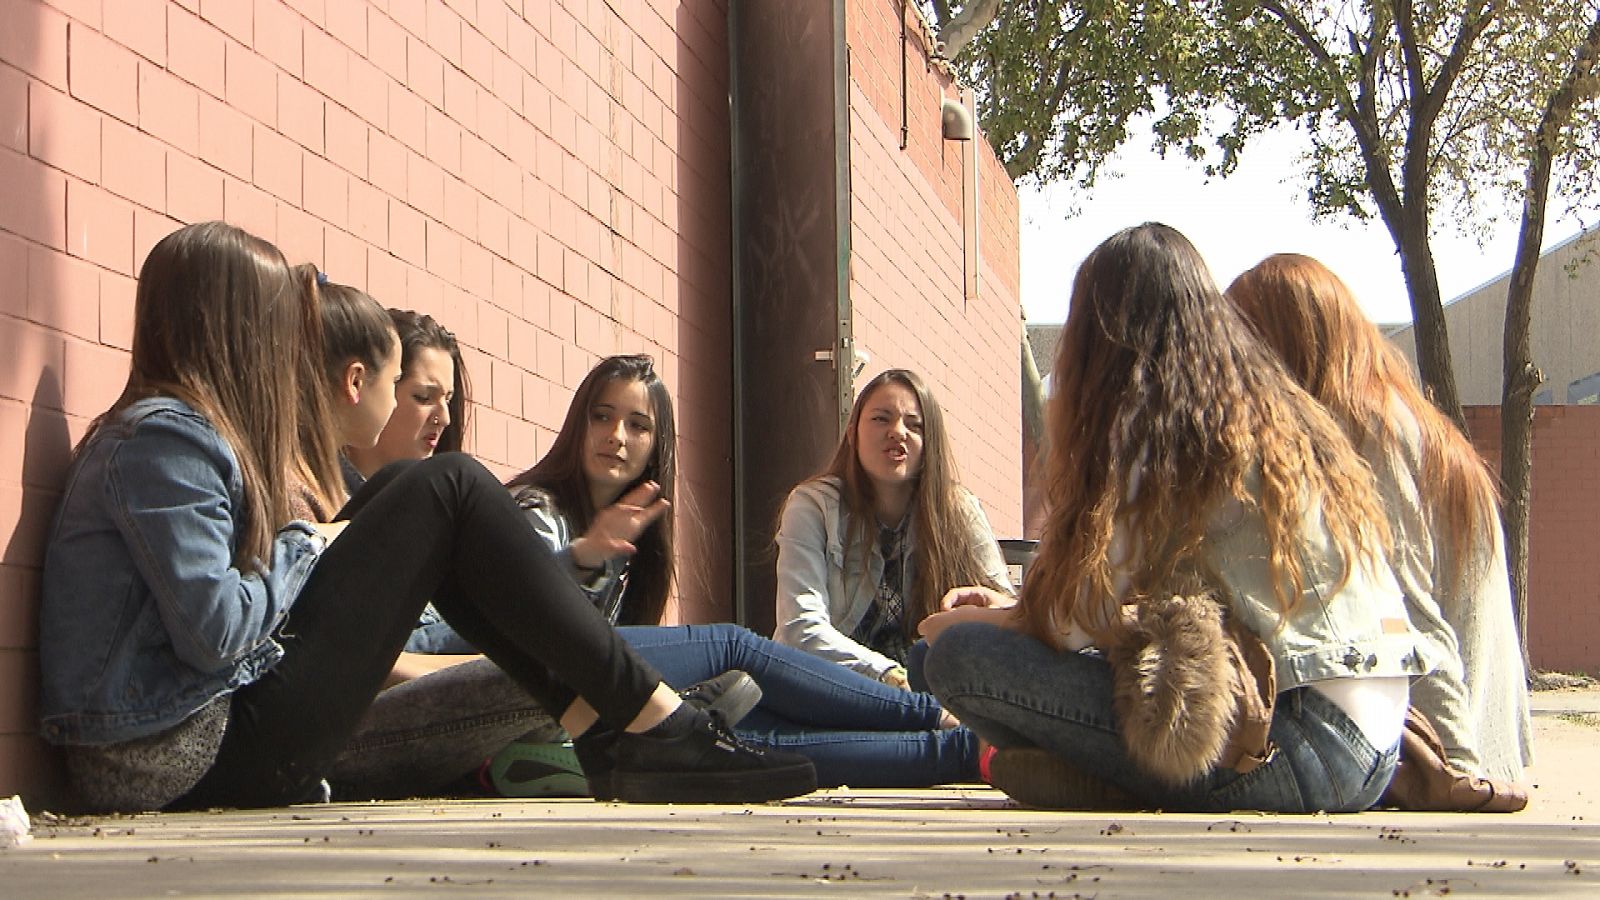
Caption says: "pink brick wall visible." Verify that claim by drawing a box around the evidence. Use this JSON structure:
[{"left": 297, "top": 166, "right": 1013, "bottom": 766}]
[
  {"left": 0, "top": 0, "right": 1022, "bottom": 804},
  {"left": 844, "top": 0, "right": 1023, "bottom": 537},
  {"left": 1463, "top": 405, "right": 1600, "bottom": 674},
  {"left": 0, "top": 0, "right": 734, "bottom": 804}
]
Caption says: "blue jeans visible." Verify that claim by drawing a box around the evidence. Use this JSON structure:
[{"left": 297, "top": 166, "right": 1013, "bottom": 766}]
[
  {"left": 336, "top": 623, "right": 976, "bottom": 796},
  {"left": 620, "top": 624, "right": 976, "bottom": 788},
  {"left": 924, "top": 622, "right": 1398, "bottom": 813}
]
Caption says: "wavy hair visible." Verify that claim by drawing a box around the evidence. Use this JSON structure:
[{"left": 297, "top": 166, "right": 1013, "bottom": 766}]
[
  {"left": 1023, "top": 224, "right": 1388, "bottom": 644},
  {"left": 506, "top": 355, "right": 677, "bottom": 626},
  {"left": 811, "top": 369, "right": 1006, "bottom": 637},
  {"left": 1225, "top": 253, "right": 1498, "bottom": 592},
  {"left": 88, "top": 222, "right": 303, "bottom": 568}
]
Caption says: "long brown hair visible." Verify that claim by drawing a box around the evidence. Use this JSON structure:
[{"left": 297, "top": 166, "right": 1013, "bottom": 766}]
[
  {"left": 1225, "top": 253, "right": 1498, "bottom": 591},
  {"left": 506, "top": 355, "right": 677, "bottom": 626},
  {"left": 88, "top": 222, "right": 305, "bottom": 568},
  {"left": 1024, "top": 224, "right": 1388, "bottom": 644},
  {"left": 307, "top": 278, "right": 399, "bottom": 512},
  {"left": 811, "top": 369, "right": 1006, "bottom": 637}
]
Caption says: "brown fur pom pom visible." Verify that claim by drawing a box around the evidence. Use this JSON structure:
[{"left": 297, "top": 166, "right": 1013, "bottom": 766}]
[{"left": 1106, "top": 592, "right": 1240, "bottom": 787}]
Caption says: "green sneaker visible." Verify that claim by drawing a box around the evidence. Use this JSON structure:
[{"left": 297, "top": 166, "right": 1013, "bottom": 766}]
[{"left": 486, "top": 740, "right": 589, "bottom": 798}]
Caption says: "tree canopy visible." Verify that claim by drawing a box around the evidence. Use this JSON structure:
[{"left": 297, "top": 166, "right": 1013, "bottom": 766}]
[{"left": 925, "top": 0, "right": 1600, "bottom": 420}]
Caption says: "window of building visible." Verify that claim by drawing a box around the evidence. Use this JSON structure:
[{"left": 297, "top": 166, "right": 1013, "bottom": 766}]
[{"left": 1565, "top": 371, "right": 1600, "bottom": 404}]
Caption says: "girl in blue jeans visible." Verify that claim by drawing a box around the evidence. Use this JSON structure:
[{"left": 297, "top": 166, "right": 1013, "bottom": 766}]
[
  {"left": 329, "top": 346, "right": 975, "bottom": 794},
  {"left": 920, "top": 223, "right": 1426, "bottom": 813}
]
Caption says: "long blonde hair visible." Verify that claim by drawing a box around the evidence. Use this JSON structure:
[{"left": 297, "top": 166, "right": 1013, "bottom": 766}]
[
  {"left": 810, "top": 369, "right": 1005, "bottom": 636},
  {"left": 1024, "top": 224, "right": 1389, "bottom": 644},
  {"left": 1226, "top": 253, "right": 1499, "bottom": 592}
]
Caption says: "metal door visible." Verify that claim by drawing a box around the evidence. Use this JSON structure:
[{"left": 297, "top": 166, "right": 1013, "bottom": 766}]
[{"left": 728, "top": 0, "right": 853, "bottom": 634}]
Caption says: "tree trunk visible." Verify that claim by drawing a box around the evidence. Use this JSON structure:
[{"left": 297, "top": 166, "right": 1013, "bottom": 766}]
[
  {"left": 1021, "top": 325, "right": 1048, "bottom": 536},
  {"left": 1502, "top": 164, "right": 1545, "bottom": 671},
  {"left": 1498, "top": 8, "right": 1600, "bottom": 667},
  {"left": 1021, "top": 324, "right": 1046, "bottom": 448},
  {"left": 1392, "top": 212, "right": 1467, "bottom": 428}
]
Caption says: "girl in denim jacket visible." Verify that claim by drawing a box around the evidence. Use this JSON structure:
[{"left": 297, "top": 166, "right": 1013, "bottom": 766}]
[
  {"left": 774, "top": 370, "right": 1013, "bottom": 686},
  {"left": 920, "top": 223, "right": 1426, "bottom": 813},
  {"left": 38, "top": 222, "right": 814, "bottom": 811},
  {"left": 1227, "top": 254, "right": 1532, "bottom": 783}
]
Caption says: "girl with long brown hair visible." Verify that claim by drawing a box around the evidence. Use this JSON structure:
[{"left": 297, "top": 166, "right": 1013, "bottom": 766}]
[
  {"left": 38, "top": 222, "right": 816, "bottom": 811},
  {"left": 1226, "top": 253, "right": 1531, "bottom": 781},
  {"left": 921, "top": 223, "right": 1426, "bottom": 812},
  {"left": 775, "top": 369, "right": 1011, "bottom": 686}
]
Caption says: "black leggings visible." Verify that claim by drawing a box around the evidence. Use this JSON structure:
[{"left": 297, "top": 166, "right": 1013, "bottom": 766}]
[{"left": 176, "top": 453, "right": 663, "bottom": 808}]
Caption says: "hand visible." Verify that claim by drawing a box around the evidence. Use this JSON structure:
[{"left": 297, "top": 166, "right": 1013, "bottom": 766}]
[
  {"left": 879, "top": 666, "right": 911, "bottom": 691},
  {"left": 940, "top": 584, "right": 1017, "bottom": 611},
  {"left": 918, "top": 604, "right": 1022, "bottom": 645},
  {"left": 569, "top": 481, "right": 671, "bottom": 570}
]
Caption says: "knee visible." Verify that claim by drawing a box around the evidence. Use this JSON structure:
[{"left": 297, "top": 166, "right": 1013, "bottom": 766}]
[
  {"left": 417, "top": 452, "right": 502, "bottom": 498},
  {"left": 921, "top": 622, "right": 994, "bottom": 700},
  {"left": 705, "top": 622, "right": 757, "bottom": 647},
  {"left": 422, "top": 451, "right": 491, "bottom": 482}
]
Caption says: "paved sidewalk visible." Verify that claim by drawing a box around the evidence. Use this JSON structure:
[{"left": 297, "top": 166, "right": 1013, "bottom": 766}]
[{"left": 2, "top": 689, "right": 1595, "bottom": 898}]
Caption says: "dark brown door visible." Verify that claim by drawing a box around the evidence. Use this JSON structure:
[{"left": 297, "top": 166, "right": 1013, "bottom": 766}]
[{"left": 728, "top": 0, "right": 852, "bottom": 635}]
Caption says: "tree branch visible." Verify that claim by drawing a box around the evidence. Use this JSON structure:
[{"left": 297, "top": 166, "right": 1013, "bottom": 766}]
[{"left": 936, "top": 0, "right": 1003, "bottom": 59}]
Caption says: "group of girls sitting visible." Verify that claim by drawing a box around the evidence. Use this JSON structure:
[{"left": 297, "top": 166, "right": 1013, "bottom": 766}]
[
  {"left": 37, "top": 219, "right": 1529, "bottom": 815},
  {"left": 920, "top": 224, "right": 1530, "bottom": 812}
]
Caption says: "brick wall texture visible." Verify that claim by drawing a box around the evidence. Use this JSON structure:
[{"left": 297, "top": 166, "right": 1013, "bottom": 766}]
[
  {"left": 0, "top": 0, "right": 1023, "bottom": 803},
  {"left": 1463, "top": 405, "right": 1600, "bottom": 674},
  {"left": 844, "top": 0, "right": 1022, "bottom": 536}
]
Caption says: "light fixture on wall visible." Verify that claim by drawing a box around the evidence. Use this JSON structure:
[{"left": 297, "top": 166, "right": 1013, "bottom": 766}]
[{"left": 941, "top": 99, "right": 974, "bottom": 141}]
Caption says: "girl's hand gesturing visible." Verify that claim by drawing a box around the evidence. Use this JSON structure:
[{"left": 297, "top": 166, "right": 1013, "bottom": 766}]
[{"left": 569, "top": 481, "right": 670, "bottom": 571}]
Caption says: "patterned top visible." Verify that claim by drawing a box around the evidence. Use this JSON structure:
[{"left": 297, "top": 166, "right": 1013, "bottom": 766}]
[{"left": 849, "top": 519, "right": 912, "bottom": 663}]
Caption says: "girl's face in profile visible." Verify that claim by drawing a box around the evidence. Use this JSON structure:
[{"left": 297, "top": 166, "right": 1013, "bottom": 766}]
[
  {"left": 583, "top": 378, "right": 656, "bottom": 505},
  {"left": 369, "top": 346, "right": 456, "bottom": 464},
  {"left": 343, "top": 336, "right": 403, "bottom": 449}
]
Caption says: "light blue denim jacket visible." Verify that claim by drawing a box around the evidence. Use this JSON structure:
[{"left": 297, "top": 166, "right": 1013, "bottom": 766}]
[
  {"left": 1197, "top": 481, "right": 1429, "bottom": 690},
  {"left": 774, "top": 477, "right": 1012, "bottom": 679},
  {"left": 39, "top": 397, "right": 325, "bottom": 746}
]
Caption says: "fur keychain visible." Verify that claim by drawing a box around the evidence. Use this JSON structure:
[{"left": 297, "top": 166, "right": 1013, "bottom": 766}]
[{"left": 1105, "top": 591, "right": 1277, "bottom": 787}]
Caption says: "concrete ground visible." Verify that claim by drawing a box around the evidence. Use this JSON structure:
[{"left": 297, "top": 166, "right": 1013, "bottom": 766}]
[{"left": 2, "top": 688, "right": 1595, "bottom": 898}]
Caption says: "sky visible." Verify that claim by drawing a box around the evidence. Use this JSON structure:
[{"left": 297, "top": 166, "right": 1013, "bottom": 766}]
[{"left": 1018, "top": 126, "right": 1577, "bottom": 327}]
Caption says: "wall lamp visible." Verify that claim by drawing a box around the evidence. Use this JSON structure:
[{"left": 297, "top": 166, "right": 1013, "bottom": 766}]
[{"left": 941, "top": 98, "right": 974, "bottom": 141}]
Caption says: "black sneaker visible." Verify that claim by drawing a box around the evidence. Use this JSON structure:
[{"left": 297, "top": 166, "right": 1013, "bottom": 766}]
[
  {"left": 573, "top": 727, "right": 621, "bottom": 800},
  {"left": 609, "top": 708, "right": 816, "bottom": 804},
  {"left": 682, "top": 669, "right": 763, "bottom": 728},
  {"left": 578, "top": 670, "right": 765, "bottom": 801}
]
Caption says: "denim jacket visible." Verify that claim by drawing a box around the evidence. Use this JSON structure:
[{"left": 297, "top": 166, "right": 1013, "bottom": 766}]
[
  {"left": 1198, "top": 478, "right": 1428, "bottom": 691},
  {"left": 774, "top": 477, "right": 1011, "bottom": 679},
  {"left": 1365, "top": 402, "right": 1531, "bottom": 779},
  {"left": 39, "top": 397, "right": 325, "bottom": 746}
]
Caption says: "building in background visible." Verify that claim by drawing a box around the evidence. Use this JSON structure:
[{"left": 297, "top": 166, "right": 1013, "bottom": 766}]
[
  {"left": 1387, "top": 227, "right": 1599, "bottom": 406},
  {"left": 0, "top": 0, "right": 1021, "bottom": 806}
]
